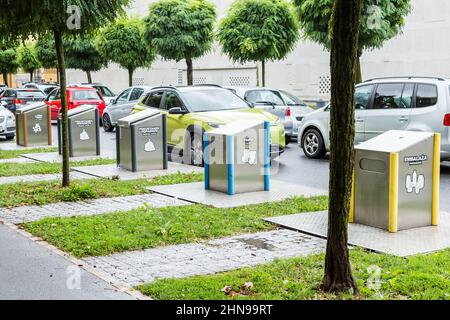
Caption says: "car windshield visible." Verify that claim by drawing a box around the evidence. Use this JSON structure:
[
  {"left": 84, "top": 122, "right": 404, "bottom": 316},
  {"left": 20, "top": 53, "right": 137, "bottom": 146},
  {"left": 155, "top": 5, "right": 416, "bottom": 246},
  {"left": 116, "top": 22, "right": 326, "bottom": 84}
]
[
  {"left": 72, "top": 90, "right": 101, "bottom": 100},
  {"left": 93, "top": 86, "right": 115, "bottom": 97},
  {"left": 17, "top": 91, "right": 45, "bottom": 98},
  {"left": 245, "top": 90, "right": 285, "bottom": 106},
  {"left": 280, "top": 90, "right": 307, "bottom": 106},
  {"left": 182, "top": 88, "right": 250, "bottom": 112}
]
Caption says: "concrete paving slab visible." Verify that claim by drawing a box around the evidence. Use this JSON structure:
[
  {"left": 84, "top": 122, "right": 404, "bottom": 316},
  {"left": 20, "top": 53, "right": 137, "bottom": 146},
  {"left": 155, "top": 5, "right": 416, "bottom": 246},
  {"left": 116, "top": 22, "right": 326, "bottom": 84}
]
[
  {"left": 147, "top": 181, "right": 327, "bottom": 208},
  {"left": 265, "top": 211, "right": 450, "bottom": 257},
  {"left": 21, "top": 151, "right": 115, "bottom": 163},
  {"left": 72, "top": 163, "right": 202, "bottom": 180},
  {"left": 0, "top": 142, "right": 56, "bottom": 151}
]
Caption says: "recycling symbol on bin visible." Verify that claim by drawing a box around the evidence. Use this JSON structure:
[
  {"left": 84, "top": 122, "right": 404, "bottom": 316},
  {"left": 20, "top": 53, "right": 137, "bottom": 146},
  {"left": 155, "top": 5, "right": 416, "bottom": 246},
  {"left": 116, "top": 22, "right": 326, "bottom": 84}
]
[
  {"left": 144, "top": 138, "right": 156, "bottom": 152},
  {"left": 242, "top": 136, "right": 257, "bottom": 165},
  {"left": 32, "top": 123, "right": 42, "bottom": 134},
  {"left": 80, "top": 129, "right": 90, "bottom": 141},
  {"left": 406, "top": 170, "right": 425, "bottom": 195}
]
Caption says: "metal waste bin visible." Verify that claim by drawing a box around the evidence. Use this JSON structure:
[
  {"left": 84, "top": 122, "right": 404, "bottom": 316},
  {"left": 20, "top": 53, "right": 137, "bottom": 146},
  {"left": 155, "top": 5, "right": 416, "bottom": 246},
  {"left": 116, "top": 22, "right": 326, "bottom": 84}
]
[
  {"left": 116, "top": 108, "right": 167, "bottom": 172},
  {"left": 204, "top": 120, "right": 270, "bottom": 195},
  {"left": 58, "top": 105, "right": 100, "bottom": 157},
  {"left": 351, "top": 130, "right": 440, "bottom": 233},
  {"left": 15, "top": 102, "right": 52, "bottom": 147}
]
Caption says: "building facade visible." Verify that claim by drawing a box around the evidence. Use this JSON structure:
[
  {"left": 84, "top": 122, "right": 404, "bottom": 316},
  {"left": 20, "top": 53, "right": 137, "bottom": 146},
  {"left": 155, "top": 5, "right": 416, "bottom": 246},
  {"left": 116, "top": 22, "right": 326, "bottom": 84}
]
[{"left": 65, "top": 0, "right": 450, "bottom": 102}]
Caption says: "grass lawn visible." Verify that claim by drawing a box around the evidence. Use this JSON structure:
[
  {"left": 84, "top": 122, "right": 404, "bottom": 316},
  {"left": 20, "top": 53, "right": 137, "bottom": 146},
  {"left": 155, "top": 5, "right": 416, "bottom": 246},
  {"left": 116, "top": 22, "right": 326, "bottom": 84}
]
[
  {"left": 0, "top": 171, "right": 202, "bottom": 208},
  {"left": 0, "top": 147, "right": 58, "bottom": 159},
  {"left": 0, "top": 158, "right": 115, "bottom": 177},
  {"left": 23, "top": 196, "right": 328, "bottom": 258},
  {"left": 138, "top": 248, "right": 450, "bottom": 300}
]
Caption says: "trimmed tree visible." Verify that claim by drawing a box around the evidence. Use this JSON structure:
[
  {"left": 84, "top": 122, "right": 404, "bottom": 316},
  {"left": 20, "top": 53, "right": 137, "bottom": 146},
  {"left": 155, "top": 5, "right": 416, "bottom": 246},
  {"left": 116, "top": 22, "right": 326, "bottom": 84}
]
[
  {"left": 36, "top": 35, "right": 59, "bottom": 83},
  {"left": 218, "top": 0, "right": 299, "bottom": 87},
  {"left": 65, "top": 34, "right": 107, "bottom": 83},
  {"left": 17, "top": 42, "right": 41, "bottom": 82},
  {"left": 0, "top": 0, "right": 128, "bottom": 187},
  {"left": 96, "top": 17, "right": 155, "bottom": 87},
  {"left": 0, "top": 40, "right": 19, "bottom": 87},
  {"left": 295, "top": 0, "right": 411, "bottom": 83},
  {"left": 323, "top": 0, "right": 362, "bottom": 293},
  {"left": 144, "top": 0, "right": 216, "bottom": 86}
]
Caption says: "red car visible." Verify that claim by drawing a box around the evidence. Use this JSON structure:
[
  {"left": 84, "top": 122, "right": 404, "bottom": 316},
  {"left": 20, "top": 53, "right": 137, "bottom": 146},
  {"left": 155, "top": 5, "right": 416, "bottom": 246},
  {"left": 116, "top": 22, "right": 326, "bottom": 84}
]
[{"left": 45, "top": 86, "right": 106, "bottom": 121}]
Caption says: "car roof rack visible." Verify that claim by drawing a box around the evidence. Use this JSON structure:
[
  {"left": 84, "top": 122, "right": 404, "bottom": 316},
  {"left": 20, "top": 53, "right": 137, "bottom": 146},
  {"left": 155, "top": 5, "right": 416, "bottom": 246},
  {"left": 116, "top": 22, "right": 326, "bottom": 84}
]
[{"left": 364, "top": 76, "right": 447, "bottom": 82}]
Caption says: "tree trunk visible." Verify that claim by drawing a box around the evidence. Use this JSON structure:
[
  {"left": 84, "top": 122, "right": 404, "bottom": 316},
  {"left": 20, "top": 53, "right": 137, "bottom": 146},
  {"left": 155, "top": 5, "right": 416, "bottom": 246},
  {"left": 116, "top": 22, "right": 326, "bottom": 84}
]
[
  {"left": 186, "top": 58, "right": 193, "bottom": 86},
  {"left": 54, "top": 30, "right": 70, "bottom": 187},
  {"left": 29, "top": 71, "right": 33, "bottom": 82},
  {"left": 86, "top": 70, "right": 92, "bottom": 84},
  {"left": 261, "top": 60, "right": 266, "bottom": 87},
  {"left": 3, "top": 73, "right": 8, "bottom": 87},
  {"left": 321, "top": 0, "right": 362, "bottom": 294},
  {"left": 128, "top": 68, "right": 134, "bottom": 87},
  {"left": 355, "top": 50, "right": 363, "bottom": 84}
]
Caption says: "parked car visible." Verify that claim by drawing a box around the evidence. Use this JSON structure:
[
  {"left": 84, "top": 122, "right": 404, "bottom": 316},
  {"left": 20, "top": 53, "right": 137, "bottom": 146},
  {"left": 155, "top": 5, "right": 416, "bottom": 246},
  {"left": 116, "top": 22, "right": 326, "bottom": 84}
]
[
  {"left": 23, "top": 82, "right": 59, "bottom": 95},
  {"left": 71, "top": 83, "right": 116, "bottom": 105},
  {"left": 0, "top": 104, "right": 15, "bottom": 140},
  {"left": 0, "top": 88, "right": 46, "bottom": 113},
  {"left": 45, "top": 86, "right": 106, "bottom": 121},
  {"left": 102, "top": 85, "right": 153, "bottom": 132},
  {"left": 132, "top": 85, "right": 285, "bottom": 165},
  {"left": 228, "top": 87, "right": 313, "bottom": 144},
  {"left": 298, "top": 76, "right": 450, "bottom": 160}
]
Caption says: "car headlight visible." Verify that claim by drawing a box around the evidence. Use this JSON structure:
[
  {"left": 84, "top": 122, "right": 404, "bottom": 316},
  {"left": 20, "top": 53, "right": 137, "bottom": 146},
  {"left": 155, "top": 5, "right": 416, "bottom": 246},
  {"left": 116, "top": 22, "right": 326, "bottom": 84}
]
[
  {"left": 271, "top": 118, "right": 281, "bottom": 126},
  {"left": 208, "top": 122, "right": 225, "bottom": 129},
  {"left": 0, "top": 116, "right": 5, "bottom": 123}
]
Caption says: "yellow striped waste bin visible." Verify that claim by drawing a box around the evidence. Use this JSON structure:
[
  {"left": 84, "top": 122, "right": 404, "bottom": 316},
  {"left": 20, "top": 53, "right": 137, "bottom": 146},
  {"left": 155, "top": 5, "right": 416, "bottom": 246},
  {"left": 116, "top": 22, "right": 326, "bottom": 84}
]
[{"left": 350, "top": 130, "right": 440, "bottom": 233}]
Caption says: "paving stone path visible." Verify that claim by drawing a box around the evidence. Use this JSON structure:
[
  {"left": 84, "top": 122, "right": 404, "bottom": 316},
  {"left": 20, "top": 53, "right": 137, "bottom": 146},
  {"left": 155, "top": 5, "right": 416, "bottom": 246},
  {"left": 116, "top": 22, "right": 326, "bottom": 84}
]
[
  {"left": 0, "top": 171, "right": 93, "bottom": 185},
  {"left": 0, "top": 157, "right": 36, "bottom": 164},
  {"left": 85, "top": 229, "right": 327, "bottom": 286},
  {"left": 0, "top": 193, "right": 189, "bottom": 224}
]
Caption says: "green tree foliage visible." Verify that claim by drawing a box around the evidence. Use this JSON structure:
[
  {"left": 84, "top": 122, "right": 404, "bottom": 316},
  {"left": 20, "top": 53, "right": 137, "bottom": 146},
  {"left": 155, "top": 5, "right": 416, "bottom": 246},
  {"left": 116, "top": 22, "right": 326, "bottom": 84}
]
[
  {"left": 0, "top": 40, "right": 19, "bottom": 86},
  {"left": 217, "top": 0, "right": 299, "bottom": 86},
  {"left": 97, "top": 17, "right": 155, "bottom": 87},
  {"left": 36, "top": 35, "right": 57, "bottom": 69},
  {"left": 295, "top": 0, "right": 412, "bottom": 83},
  {"left": 65, "top": 34, "right": 107, "bottom": 83},
  {"left": 17, "top": 42, "right": 41, "bottom": 82},
  {"left": 0, "top": 0, "right": 129, "bottom": 187},
  {"left": 144, "top": 0, "right": 216, "bottom": 86}
]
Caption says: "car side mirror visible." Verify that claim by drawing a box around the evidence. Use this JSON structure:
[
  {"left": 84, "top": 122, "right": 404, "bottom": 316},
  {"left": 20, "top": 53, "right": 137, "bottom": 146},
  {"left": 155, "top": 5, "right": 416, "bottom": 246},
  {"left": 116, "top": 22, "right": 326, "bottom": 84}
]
[
  {"left": 111, "top": 98, "right": 116, "bottom": 104},
  {"left": 1, "top": 101, "right": 7, "bottom": 107},
  {"left": 168, "top": 107, "right": 187, "bottom": 115}
]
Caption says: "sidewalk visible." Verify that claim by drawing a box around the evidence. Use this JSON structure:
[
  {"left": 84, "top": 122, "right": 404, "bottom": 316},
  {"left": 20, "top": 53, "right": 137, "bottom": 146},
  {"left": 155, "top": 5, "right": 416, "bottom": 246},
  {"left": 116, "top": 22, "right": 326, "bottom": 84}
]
[{"left": 0, "top": 223, "right": 135, "bottom": 300}]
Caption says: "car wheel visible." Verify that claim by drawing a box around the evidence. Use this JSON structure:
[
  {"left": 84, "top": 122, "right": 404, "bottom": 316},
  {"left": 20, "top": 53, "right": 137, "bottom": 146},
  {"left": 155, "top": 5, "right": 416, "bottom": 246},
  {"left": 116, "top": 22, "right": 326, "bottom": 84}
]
[
  {"left": 102, "top": 114, "right": 114, "bottom": 132},
  {"left": 285, "top": 135, "right": 291, "bottom": 145},
  {"left": 302, "top": 128, "right": 326, "bottom": 159},
  {"left": 185, "top": 131, "right": 204, "bottom": 167}
]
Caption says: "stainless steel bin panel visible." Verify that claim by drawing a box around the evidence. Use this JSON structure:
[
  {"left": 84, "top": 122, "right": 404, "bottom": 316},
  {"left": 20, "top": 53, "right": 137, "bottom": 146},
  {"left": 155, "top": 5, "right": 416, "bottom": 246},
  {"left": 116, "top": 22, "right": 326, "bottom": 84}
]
[
  {"left": 119, "top": 126, "right": 133, "bottom": 171},
  {"left": 133, "top": 116, "right": 165, "bottom": 171},
  {"left": 26, "top": 107, "right": 50, "bottom": 146},
  {"left": 208, "top": 134, "right": 229, "bottom": 193},
  {"left": 355, "top": 149, "right": 390, "bottom": 229},
  {"left": 16, "top": 114, "right": 24, "bottom": 146},
  {"left": 233, "top": 124, "right": 265, "bottom": 194},
  {"left": 69, "top": 109, "right": 98, "bottom": 157},
  {"left": 397, "top": 137, "right": 434, "bottom": 230}
]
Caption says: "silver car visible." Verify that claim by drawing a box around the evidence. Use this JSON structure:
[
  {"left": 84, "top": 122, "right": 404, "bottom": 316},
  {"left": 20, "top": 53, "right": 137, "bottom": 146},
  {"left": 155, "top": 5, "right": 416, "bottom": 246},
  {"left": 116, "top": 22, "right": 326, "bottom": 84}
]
[
  {"left": 298, "top": 77, "right": 450, "bottom": 160},
  {"left": 0, "top": 105, "right": 15, "bottom": 140},
  {"left": 229, "top": 87, "right": 313, "bottom": 144},
  {"left": 102, "top": 85, "right": 153, "bottom": 132}
]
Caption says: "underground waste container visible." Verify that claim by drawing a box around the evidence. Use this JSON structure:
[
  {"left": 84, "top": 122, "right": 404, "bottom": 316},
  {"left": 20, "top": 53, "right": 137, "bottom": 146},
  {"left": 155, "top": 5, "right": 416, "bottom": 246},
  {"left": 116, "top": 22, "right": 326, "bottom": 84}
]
[
  {"left": 15, "top": 102, "right": 52, "bottom": 147},
  {"left": 58, "top": 105, "right": 100, "bottom": 157},
  {"left": 351, "top": 130, "right": 440, "bottom": 233},
  {"left": 116, "top": 108, "right": 167, "bottom": 172},
  {"left": 204, "top": 120, "right": 270, "bottom": 195}
]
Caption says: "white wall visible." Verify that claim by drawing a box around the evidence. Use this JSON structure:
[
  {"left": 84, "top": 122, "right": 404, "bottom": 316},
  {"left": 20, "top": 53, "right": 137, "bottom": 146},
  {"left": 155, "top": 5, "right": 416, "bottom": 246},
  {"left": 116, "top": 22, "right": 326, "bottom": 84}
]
[{"left": 67, "top": 0, "right": 450, "bottom": 100}]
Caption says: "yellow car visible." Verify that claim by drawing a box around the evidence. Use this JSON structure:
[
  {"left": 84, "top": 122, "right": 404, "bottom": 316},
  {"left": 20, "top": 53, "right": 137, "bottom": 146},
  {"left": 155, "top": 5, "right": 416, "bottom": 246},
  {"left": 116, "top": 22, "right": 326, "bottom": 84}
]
[{"left": 132, "top": 85, "right": 285, "bottom": 165}]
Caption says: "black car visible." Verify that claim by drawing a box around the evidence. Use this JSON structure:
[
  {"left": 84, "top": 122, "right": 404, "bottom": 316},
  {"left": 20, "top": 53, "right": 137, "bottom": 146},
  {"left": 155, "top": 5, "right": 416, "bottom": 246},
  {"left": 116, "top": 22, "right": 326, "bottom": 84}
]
[{"left": 0, "top": 88, "right": 46, "bottom": 113}]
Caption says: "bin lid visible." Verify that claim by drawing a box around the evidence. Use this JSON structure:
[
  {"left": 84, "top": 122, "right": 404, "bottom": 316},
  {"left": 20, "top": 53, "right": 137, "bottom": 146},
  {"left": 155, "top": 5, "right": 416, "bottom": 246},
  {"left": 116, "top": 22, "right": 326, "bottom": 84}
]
[
  {"left": 117, "top": 108, "right": 160, "bottom": 127},
  {"left": 62, "top": 105, "right": 97, "bottom": 118},
  {"left": 15, "top": 102, "right": 47, "bottom": 115},
  {"left": 208, "top": 120, "right": 264, "bottom": 136},
  {"left": 356, "top": 130, "right": 435, "bottom": 153}
]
